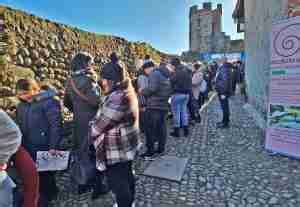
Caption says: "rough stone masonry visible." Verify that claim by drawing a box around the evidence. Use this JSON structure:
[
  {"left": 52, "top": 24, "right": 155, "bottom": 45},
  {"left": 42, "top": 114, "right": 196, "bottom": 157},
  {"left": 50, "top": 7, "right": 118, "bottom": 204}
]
[{"left": 0, "top": 6, "right": 169, "bottom": 109}]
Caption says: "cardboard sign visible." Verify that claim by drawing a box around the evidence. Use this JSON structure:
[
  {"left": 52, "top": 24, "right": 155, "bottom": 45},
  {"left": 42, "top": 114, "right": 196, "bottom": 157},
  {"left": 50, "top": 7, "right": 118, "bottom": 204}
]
[{"left": 36, "top": 151, "right": 70, "bottom": 172}]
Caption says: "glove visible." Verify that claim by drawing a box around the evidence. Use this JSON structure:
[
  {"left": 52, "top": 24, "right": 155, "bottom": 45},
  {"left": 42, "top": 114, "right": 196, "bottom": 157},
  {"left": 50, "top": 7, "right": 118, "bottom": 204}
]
[
  {"left": 86, "top": 70, "right": 99, "bottom": 83},
  {"left": 220, "top": 95, "right": 226, "bottom": 100}
]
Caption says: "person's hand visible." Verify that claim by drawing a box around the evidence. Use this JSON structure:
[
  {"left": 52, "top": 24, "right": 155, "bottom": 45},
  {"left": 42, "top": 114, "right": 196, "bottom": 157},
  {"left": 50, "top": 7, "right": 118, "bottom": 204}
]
[
  {"left": 0, "top": 164, "right": 7, "bottom": 171},
  {"left": 138, "top": 88, "right": 143, "bottom": 94},
  {"left": 220, "top": 95, "right": 226, "bottom": 100},
  {"left": 49, "top": 149, "right": 61, "bottom": 156},
  {"left": 166, "top": 63, "right": 174, "bottom": 72}
]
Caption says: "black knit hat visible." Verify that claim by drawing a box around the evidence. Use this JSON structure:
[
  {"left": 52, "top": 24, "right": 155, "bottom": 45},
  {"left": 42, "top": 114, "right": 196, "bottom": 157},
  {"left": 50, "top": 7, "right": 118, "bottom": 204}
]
[
  {"left": 142, "top": 61, "right": 155, "bottom": 70},
  {"left": 170, "top": 58, "right": 181, "bottom": 67},
  {"left": 101, "top": 64, "right": 122, "bottom": 83},
  {"left": 110, "top": 52, "right": 119, "bottom": 64},
  {"left": 70, "top": 52, "right": 94, "bottom": 72}
]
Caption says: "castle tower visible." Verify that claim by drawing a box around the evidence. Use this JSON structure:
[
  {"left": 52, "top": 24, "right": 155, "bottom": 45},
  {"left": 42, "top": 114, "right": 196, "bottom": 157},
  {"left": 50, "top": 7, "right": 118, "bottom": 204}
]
[{"left": 189, "top": 2, "right": 224, "bottom": 53}]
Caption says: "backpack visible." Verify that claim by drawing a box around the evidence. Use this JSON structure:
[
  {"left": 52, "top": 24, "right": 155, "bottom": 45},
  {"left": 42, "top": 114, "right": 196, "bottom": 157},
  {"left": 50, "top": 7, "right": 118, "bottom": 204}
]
[{"left": 200, "top": 80, "right": 207, "bottom": 93}]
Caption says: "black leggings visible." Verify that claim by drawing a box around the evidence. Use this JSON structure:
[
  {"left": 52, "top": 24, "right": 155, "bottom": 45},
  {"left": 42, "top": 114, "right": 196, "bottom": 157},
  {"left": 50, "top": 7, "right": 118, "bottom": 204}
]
[
  {"left": 106, "top": 162, "right": 135, "bottom": 207},
  {"left": 39, "top": 172, "right": 58, "bottom": 207}
]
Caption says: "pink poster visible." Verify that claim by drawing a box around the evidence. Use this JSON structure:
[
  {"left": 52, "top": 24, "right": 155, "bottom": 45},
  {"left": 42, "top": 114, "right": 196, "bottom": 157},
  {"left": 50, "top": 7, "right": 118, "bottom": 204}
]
[
  {"left": 271, "top": 16, "right": 300, "bottom": 68},
  {"left": 266, "top": 16, "right": 300, "bottom": 158}
]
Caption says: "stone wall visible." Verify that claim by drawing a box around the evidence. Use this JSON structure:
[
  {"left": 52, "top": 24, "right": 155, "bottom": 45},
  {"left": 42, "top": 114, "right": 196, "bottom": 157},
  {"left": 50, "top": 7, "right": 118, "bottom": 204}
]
[
  {"left": 0, "top": 6, "right": 168, "bottom": 109},
  {"left": 244, "top": 0, "right": 288, "bottom": 123}
]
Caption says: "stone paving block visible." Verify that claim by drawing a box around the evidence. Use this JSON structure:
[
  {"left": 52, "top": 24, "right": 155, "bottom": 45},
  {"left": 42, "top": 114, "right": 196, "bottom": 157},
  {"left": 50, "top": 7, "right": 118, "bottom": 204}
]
[
  {"left": 51, "top": 95, "right": 300, "bottom": 206},
  {"left": 142, "top": 156, "right": 189, "bottom": 182}
]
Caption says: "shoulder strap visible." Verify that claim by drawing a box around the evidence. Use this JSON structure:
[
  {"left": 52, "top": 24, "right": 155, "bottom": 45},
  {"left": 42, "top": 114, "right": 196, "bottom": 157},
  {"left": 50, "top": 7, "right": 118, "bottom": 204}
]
[{"left": 70, "top": 78, "right": 94, "bottom": 106}]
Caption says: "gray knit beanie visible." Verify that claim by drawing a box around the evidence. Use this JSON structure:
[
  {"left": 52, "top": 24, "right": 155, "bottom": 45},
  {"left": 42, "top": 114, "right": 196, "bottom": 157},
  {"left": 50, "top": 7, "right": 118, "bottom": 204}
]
[{"left": 0, "top": 110, "right": 22, "bottom": 165}]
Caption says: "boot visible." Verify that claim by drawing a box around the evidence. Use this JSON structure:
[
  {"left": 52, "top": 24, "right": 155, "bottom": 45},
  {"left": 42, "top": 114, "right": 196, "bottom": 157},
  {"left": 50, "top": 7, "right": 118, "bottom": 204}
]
[
  {"left": 92, "top": 174, "right": 110, "bottom": 200},
  {"left": 183, "top": 127, "right": 189, "bottom": 137},
  {"left": 170, "top": 127, "right": 180, "bottom": 137}
]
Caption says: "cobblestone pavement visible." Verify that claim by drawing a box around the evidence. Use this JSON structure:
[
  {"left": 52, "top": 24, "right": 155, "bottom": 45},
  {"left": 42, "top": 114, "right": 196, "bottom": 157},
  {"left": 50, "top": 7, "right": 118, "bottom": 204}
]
[{"left": 56, "top": 95, "right": 300, "bottom": 206}]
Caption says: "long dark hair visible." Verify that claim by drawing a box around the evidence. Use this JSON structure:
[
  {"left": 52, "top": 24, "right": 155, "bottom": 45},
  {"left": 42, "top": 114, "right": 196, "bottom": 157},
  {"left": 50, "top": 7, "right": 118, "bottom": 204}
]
[
  {"left": 111, "top": 62, "right": 139, "bottom": 122},
  {"left": 112, "top": 61, "right": 134, "bottom": 92},
  {"left": 70, "top": 52, "right": 93, "bottom": 72}
]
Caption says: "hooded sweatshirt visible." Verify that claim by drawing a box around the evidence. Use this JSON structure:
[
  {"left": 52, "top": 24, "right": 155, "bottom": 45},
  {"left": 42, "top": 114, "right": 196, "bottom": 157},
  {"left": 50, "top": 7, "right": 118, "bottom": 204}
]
[
  {"left": 0, "top": 110, "right": 21, "bottom": 207},
  {"left": 0, "top": 110, "right": 22, "bottom": 165}
]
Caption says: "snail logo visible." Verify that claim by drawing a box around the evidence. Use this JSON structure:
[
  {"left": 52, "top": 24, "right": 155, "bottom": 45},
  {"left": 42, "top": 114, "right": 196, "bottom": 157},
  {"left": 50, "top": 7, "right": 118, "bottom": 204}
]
[{"left": 273, "top": 23, "right": 300, "bottom": 57}]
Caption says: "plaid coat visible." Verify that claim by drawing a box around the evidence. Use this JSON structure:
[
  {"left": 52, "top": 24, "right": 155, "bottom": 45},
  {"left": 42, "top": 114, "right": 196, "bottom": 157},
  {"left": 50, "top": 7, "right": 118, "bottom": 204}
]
[{"left": 90, "top": 88, "right": 140, "bottom": 171}]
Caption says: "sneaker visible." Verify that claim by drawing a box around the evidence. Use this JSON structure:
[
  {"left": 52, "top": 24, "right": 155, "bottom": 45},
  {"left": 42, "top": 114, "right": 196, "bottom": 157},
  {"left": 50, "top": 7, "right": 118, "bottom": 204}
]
[
  {"left": 217, "top": 123, "right": 229, "bottom": 129},
  {"left": 183, "top": 127, "right": 189, "bottom": 137},
  {"left": 155, "top": 150, "right": 166, "bottom": 157},
  {"left": 91, "top": 185, "right": 110, "bottom": 200},
  {"left": 216, "top": 122, "right": 224, "bottom": 127},
  {"left": 170, "top": 128, "right": 180, "bottom": 137},
  {"left": 268, "top": 151, "right": 278, "bottom": 156},
  {"left": 140, "top": 151, "right": 155, "bottom": 161},
  {"left": 195, "top": 118, "right": 201, "bottom": 123},
  {"left": 113, "top": 202, "right": 135, "bottom": 207}
]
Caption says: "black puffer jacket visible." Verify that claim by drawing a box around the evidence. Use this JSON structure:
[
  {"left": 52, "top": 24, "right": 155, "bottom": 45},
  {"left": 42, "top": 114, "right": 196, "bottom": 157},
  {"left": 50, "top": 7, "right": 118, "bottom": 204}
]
[
  {"left": 141, "top": 66, "right": 172, "bottom": 111},
  {"left": 171, "top": 64, "right": 192, "bottom": 94},
  {"left": 215, "top": 63, "right": 233, "bottom": 96}
]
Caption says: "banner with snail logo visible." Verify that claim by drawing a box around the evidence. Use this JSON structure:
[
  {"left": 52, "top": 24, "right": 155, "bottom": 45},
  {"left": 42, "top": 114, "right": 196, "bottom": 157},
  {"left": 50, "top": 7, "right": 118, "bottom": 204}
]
[{"left": 266, "top": 16, "right": 300, "bottom": 158}]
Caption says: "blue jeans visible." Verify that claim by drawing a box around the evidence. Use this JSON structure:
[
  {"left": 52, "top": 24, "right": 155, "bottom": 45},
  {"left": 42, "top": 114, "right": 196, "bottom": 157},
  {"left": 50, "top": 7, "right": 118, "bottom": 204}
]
[
  {"left": 218, "top": 94, "right": 230, "bottom": 124},
  {"left": 171, "top": 94, "right": 189, "bottom": 128},
  {"left": 0, "top": 173, "right": 15, "bottom": 207}
]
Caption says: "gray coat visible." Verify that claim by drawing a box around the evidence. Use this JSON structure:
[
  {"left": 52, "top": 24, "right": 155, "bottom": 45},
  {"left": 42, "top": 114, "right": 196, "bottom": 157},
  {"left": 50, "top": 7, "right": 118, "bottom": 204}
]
[
  {"left": 0, "top": 110, "right": 22, "bottom": 165},
  {"left": 64, "top": 71, "right": 101, "bottom": 150},
  {"left": 142, "top": 66, "right": 172, "bottom": 111},
  {"left": 0, "top": 172, "right": 15, "bottom": 207}
]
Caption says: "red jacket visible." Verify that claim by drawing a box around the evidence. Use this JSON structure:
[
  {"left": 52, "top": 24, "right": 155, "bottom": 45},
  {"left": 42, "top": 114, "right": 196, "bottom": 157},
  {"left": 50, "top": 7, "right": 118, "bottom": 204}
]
[{"left": 14, "top": 147, "right": 39, "bottom": 207}]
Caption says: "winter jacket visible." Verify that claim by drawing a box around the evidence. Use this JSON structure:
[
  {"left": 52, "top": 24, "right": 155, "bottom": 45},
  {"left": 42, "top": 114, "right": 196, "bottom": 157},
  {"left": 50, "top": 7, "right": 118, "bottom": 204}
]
[
  {"left": 192, "top": 70, "right": 204, "bottom": 100},
  {"left": 14, "top": 146, "right": 39, "bottom": 207},
  {"left": 16, "top": 90, "right": 63, "bottom": 160},
  {"left": 141, "top": 66, "right": 172, "bottom": 111},
  {"left": 215, "top": 63, "right": 233, "bottom": 96},
  {"left": 171, "top": 64, "right": 192, "bottom": 94},
  {"left": 0, "top": 110, "right": 22, "bottom": 165},
  {"left": 64, "top": 70, "right": 101, "bottom": 150},
  {"left": 0, "top": 110, "right": 20, "bottom": 207},
  {"left": 0, "top": 171, "right": 15, "bottom": 207},
  {"left": 90, "top": 86, "right": 140, "bottom": 169}
]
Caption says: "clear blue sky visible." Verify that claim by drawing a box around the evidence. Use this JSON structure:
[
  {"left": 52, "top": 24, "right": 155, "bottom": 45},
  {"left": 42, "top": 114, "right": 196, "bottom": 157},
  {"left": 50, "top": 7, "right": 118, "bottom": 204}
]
[{"left": 0, "top": 0, "right": 243, "bottom": 55}]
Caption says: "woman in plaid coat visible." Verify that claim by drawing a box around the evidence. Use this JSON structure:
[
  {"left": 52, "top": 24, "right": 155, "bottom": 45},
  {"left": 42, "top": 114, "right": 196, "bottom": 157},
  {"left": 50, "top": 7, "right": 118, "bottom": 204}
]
[{"left": 90, "top": 55, "right": 140, "bottom": 207}]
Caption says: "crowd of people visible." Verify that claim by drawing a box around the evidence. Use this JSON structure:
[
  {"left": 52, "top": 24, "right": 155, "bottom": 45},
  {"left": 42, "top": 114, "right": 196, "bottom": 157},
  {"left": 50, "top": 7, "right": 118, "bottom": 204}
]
[{"left": 0, "top": 51, "right": 245, "bottom": 207}]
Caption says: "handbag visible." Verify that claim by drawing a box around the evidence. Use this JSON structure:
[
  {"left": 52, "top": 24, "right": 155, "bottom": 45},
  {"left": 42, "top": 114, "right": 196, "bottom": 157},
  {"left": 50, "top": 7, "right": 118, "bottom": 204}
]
[
  {"left": 69, "top": 78, "right": 98, "bottom": 186},
  {"left": 70, "top": 141, "right": 97, "bottom": 186},
  {"left": 200, "top": 79, "right": 207, "bottom": 93}
]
